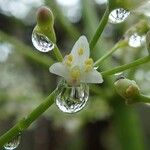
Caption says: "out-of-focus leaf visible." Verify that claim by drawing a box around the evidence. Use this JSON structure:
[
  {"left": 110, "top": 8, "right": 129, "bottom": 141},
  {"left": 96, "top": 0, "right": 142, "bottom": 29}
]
[
  {"left": 0, "top": 41, "right": 44, "bottom": 120},
  {"left": 134, "top": 1, "right": 150, "bottom": 17}
]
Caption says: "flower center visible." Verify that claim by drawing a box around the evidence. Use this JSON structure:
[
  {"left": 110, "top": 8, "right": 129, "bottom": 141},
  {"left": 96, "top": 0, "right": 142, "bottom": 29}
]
[{"left": 70, "top": 66, "right": 81, "bottom": 80}]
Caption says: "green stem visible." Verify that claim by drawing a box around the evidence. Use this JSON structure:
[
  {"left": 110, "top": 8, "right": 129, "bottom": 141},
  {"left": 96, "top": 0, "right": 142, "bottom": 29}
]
[
  {"left": 101, "top": 56, "right": 150, "bottom": 76},
  {"left": 138, "top": 94, "right": 150, "bottom": 103},
  {"left": 90, "top": 7, "right": 109, "bottom": 50},
  {"left": 0, "top": 31, "right": 53, "bottom": 69},
  {"left": 53, "top": 45, "right": 63, "bottom": 62},
  {"left": 112, "top": 97, "right": 146, "bottom": 150},
  {"left": 0, "top": 90, "right": 57, "bottom": 147},
  {"left": 82, "top": 0, "right": 99, "bottom": 37},
  {"left": 94, "top": 40, "right": 128, "bottom": 66}
]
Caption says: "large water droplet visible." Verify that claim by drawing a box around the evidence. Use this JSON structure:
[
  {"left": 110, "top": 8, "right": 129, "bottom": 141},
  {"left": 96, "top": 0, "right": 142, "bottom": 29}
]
[
  {"left": 4, "top": 135, "right": 21, "bottom": 150},
  {"left": 56, "top": 80, "right": 89, "bottom": 113},
  {"left": 32, "top": 31, "right": 54, "bottom": 52},
  {"left": 128, "top": 33, "right": 145, "bottom": 48},
  {"left": 109, "top": 8, "right": 130, "bottom": 24}
]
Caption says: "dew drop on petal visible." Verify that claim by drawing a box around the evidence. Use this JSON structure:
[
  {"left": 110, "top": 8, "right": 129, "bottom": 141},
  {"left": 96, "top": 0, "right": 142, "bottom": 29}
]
[
  {"left": 31, "top": 31, "right": 54, "bottom": 52},
  {"left": 109, "top": 8, "right": 130, "bottom": 24},
  {"left": 128, "top": 33, "right": 145, "bottom": 48},
  {"left": 4, "top": 135, "right": 21, "bottom": 150},
  {"left": 56, "top": 79, "right": 89, "bottom": 113}
]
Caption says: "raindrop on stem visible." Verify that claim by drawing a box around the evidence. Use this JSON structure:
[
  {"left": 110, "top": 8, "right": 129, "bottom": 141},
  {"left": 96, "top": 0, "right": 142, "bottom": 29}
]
[
  {"left": 4, "top": 134, "right": 21, "bottom": 150},
  {"left": 32, "top": 31, "right": 54, "bottom": 52},
  {"left": 128, "top": 33, "right": 145, "bottom": 48},
  {"left": 115, "top": 72, "right": 125, "bottom": 81},
  {"left": 109, "top": 8, "right": 130, "bottom": 24}
]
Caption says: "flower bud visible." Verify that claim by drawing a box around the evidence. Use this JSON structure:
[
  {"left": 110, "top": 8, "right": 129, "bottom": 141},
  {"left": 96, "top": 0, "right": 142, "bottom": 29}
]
[
  {"left": 36, "top": 6, "right": 54, "bottom": 27},
  {"left": 146, "top": 30, "right": 150, "bottom": 54},
  {"left": 34, "top": 6, "right": 56, "bottom": 43},
  {"left": 114, "top": 78, "right": 140, "bottom": 104}
]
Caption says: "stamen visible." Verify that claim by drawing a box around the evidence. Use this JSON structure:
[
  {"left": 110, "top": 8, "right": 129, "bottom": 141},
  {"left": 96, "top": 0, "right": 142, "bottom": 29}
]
[
  {"left": 65, "top": 60, "right": 72, "bottom": 66},
  {"left": 85, "top": 65, "right": 92, "bottom": 72},
  {"left": 71, "top": 67, "right": 80, "bottom": 80},
  {"left": 67, "top": 54, "right": 73, "bottom": 62},
  {"left": 64, "top": 54, "right": 73, "bottom": 67},
  {"left": 85, "top": 58, "right": 93, "bottom": 65},
  {"left": 78, "top": 48, "right": 84, "bottom": 55}
]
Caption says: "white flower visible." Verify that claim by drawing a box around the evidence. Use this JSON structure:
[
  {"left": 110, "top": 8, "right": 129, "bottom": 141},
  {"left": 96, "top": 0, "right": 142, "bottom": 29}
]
[{"left": 49, "top": 35, "right": 103, "bottom": 86}]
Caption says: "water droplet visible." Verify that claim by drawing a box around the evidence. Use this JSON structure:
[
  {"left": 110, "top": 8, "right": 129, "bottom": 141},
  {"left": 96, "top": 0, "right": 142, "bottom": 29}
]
[
  {"left": 109, "top": 8, "right": 130, "bottom": 24},
  {"left": 115, "top": 72, "right": 125, "bottom": 81},
  {"left": 94, "top": 66, "right": 99, "bottom": 70},
  {"left": 31, "top": 31, "right": 54, "bottom": 52},
  {"left": 4, "top": 135, "right": 21, "bottom": 150},
  {"left": 56, "top": 79, "right": 89, "bottom": 113},
  {"left": 115, "top": 72, "right": 123, "bottom": 76},
  {"left": 128, "top": 33, "right": 145, "bottom": 48}
]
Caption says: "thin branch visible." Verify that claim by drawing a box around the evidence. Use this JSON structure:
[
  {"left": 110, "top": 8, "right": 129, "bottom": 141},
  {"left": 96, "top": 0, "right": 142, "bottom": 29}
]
[
  {"left": 0, "top": 90, "right": 56, "bottom": 147},
  {"left": 138, "top": 94, "right": 150, "bottom": 103},
  {"left": 101, "top": 56, "right": 150, "bottom": 76},
  {"left": 90, "top": 7, "right": 109, "bottom": 50},
  {"left": 53, "top": 45, "right": 63, "bottom": 61},
  {"left": 94, "top": 40, "right": 128, "bottom": 67}
]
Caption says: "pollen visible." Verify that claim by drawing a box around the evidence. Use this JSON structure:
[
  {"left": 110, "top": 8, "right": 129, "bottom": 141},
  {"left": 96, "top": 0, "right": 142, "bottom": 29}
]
[
  {"left": 85, "top": 58, "right": 93, "bottom": 65},
  {"left": 78, "top": 48, "right": 84, "bottom": 55},
  {"left": 71, "top": 67, "right": 80, "bottom": 80},
  {"left": 66, "top": 54, "right": 73, "bottom": 62},
  {"left": 65, "top": 60, "right": 72, "bottom": 66},
  {"left": 65, "top": 54, "right": 73, "bottom": 67},
  {"left": 85, "top": 65, "right": 92, "bottom": 72}
]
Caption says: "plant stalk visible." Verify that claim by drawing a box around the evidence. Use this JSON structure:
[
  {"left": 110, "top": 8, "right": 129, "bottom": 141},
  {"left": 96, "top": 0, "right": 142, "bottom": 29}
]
[
  {"left": 0, "top": 90, "right": 56, "bottom": 147},
  {"left": 101, "top": 56, "right": 150, "bottom": 76},
  {"left": 90, "top": 7, "right": 109, "bottom": 50},
  {"left": 94, "top": 40, "right": 128, "bottom": 66}
]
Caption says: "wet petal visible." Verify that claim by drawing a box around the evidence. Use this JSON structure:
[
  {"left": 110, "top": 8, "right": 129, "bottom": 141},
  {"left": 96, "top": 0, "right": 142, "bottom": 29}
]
[
  {"left": 71, "top": 35, "right": 90, "bottom": 66},
  {"left": 81, "top": 69, "right": 103, "bottom": 84},
  {"left": 49, "top": 63, "right": 69, "bottom": 79}
]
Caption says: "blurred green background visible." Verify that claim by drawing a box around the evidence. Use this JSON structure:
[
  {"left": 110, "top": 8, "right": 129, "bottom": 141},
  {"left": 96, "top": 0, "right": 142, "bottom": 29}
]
[{"left": 0, "top": 0, "right": 150, "bottom": 150}]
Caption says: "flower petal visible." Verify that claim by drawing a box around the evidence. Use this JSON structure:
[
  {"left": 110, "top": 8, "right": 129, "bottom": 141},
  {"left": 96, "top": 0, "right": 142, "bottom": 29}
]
[
  {"left": 71, "top": 35, "right": 90, "bottom": 66},
  {"left": 49, "top": 63, "right": 69, "bottom": 79},
  {"left": 81, "top": 69, "right": 103, "bottom": 84}
]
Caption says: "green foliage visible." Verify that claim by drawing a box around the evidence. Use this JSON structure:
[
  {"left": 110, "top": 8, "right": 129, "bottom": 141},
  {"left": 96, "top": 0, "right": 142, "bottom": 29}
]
[{"left": 0, "top": 0, "right": 150, "bottom": 150}]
